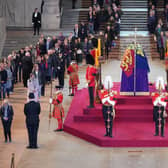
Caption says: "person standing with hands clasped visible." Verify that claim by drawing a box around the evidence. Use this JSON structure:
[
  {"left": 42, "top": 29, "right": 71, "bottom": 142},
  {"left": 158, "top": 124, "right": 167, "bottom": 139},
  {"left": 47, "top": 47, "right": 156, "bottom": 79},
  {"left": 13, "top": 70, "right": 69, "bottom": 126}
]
[
  {"left": 99, "top": 76, "right": 117, "bottom": 138},
  {"left": 0, "top": 99, "right": 14, "bottom": 143},
  {"left": 24, "top": 93, "right": 41, "bottom": 149},
  {"left": 32, "top": 8, "right": 41, "bottom": 35}
]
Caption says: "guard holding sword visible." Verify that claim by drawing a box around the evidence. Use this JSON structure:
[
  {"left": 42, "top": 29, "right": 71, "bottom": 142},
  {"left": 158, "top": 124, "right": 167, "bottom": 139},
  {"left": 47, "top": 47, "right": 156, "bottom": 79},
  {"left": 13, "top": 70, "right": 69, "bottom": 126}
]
[
  {"left": 99, "top": 76, "right": 117, "bottom": 138},
  {"left": 152, "top": 77, "right": 168, "bottom": 137}
]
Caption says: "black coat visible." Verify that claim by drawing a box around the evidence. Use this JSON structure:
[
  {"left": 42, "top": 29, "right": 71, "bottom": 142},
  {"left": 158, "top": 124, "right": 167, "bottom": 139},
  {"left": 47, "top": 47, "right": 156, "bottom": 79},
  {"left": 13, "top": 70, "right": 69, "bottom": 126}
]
[
  {"left": 0, "top": 105, "right": 14, "bottom": 121},
  {"left": 32, "top": 12, "right": 41, "bottom": 27},
  {"left": 24, "top": 101, "right": 41, "bottom": 125},
  {"left": 22, "top": 56, "right": 33, "bottom": 72}
]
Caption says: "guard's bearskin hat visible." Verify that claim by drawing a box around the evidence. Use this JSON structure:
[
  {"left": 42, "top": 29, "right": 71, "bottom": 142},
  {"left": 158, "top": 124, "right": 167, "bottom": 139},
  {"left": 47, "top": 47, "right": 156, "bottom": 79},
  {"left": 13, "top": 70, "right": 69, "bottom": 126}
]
[{"left": 86, "top": 54, "right": 95, "bottom": 65}]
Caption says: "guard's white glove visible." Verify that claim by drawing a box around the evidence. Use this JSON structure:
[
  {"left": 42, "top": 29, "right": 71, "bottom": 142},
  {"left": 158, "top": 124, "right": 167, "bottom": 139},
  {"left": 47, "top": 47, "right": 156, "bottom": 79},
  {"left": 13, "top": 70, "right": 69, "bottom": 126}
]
[
  {"left": 102, "top": 97, "right": 109, "bottom": 104},
  {"left": 154, "top": 97, "right": 167, "bottom": 107},
  {"left": 107, "top": 98, "right": 115, "bottom": 106},
  {"left": 49, "top": 98, "right": 52, "bottom": 104}
]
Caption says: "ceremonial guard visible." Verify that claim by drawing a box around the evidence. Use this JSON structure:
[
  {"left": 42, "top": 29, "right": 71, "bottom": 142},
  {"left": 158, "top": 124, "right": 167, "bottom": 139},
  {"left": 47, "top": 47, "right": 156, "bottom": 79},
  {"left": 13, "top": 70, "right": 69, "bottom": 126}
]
[
  {"left": 85, "top": 54, "right": 97, "bottom": 108},
  {"left": 99, "top": 76, "right": 116, "bottom": 137},
  {"left": 152, "top": 77, "right": 168, "bottom": 137},
  {"left": 49, "top": 90, "right": 64, "bottom": 131},
  {"left": 67, "top": 61, "right": 80, "bottom": 96}
]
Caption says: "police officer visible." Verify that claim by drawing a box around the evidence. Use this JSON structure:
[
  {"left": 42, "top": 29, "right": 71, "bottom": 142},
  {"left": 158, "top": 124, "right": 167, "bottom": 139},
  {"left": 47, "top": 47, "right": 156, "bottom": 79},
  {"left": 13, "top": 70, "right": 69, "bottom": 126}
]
[{"left": 24, "top": 93, "right": 41, "bottom": 148}]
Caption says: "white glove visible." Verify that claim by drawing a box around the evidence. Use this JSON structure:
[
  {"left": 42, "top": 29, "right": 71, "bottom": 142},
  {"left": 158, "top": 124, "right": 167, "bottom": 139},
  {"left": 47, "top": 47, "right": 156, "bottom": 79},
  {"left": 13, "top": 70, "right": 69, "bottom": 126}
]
[
  {"left": 49, "top": 98, "right": 52, "bottom": 104},
  {"left": 108, "top": 98, "right": 115, "bottom": 106},
  {"left": 102, "top": 97, "right": 109, "bottom": 104}
]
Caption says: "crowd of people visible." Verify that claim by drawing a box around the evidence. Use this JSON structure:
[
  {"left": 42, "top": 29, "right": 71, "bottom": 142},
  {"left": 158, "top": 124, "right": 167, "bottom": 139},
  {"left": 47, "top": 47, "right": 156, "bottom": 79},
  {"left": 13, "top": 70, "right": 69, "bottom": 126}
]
[
  {"left": 148, "top": 0, "right": 168, "bottom": 60},
  {"left": 0, "top": 0, "right": 122, "bottom": 147}
]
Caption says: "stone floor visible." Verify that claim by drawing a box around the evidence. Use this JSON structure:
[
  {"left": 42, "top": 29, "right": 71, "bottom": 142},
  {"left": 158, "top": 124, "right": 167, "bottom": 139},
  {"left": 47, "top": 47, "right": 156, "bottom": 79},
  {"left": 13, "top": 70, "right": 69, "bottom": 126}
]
[{"left": 0, "top": 58, "right": 168, "bottom": 168}]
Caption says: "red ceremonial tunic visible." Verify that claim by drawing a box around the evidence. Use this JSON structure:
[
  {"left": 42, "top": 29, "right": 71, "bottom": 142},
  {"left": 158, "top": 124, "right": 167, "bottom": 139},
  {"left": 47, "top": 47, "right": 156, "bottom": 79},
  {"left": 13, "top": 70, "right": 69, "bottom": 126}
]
[
  {"left": 86, "top": 65, "right": 97, "bottom": 87},
  {"left": 52, "top": 92, "right": 64, "bottom": 119},
  {"left": 152, "top": 93, "right": 167, "bottom": 105},
  {"left": 67, "top": 63, "right": 80, "bottom": 86},
  {"left": 99, "top": 89, "right": 116, "bottom": 106}
]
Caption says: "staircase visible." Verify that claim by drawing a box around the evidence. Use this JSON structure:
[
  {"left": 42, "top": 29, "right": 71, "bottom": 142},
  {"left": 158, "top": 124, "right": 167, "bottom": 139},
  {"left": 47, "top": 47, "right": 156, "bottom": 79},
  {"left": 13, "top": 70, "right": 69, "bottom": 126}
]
[
  {"left": 121, "top": 0, "right": 148, "bottom": 31},
  {"left": 1, "top": 30, "right": 39, "bottom": 57},
  {"left": 60, "top": 0, "right": 81, "bottom": 31}
]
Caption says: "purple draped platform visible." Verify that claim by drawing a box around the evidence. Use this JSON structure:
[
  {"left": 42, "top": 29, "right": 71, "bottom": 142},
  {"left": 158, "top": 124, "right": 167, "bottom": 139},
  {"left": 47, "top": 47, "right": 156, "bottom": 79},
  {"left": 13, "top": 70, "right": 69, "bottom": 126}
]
[{"left": 120, "top": 53, "right": 150, "bottom": 93}]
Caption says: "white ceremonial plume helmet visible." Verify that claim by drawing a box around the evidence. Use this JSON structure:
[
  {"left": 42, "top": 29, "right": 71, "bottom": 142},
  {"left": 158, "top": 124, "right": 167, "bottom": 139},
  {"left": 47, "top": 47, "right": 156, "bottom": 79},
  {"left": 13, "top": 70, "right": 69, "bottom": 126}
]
[
  {"left": 104, "top": 76, "right": 113, "bottom": 90},
  {"left": 155, "top": 76, "right": 165, "bottom": 91}
]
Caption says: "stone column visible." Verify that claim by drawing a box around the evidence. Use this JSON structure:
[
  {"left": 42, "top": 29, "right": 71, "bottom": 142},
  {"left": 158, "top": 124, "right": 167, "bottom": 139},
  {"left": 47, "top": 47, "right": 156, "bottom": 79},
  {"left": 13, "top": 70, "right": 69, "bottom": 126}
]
[
  {"left": 0, "top": 17, "right": 6, "bottom": 57},
  {"left": 42, "top": 0, "right": 60, "bottom": 30}
]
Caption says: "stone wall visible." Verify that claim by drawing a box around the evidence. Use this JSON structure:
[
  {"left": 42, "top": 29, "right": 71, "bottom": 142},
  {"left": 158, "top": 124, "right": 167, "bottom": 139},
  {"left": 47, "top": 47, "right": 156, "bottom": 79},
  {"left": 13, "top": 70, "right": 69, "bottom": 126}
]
[
  {"left": 42, "top": 0, "right": 60, "bottom": 30},
  {"left": 0, "top": 0, "right": 42, "bottom": 27},
  {"left": 0, "top": 17, "right": 6, "bottom": 57}
]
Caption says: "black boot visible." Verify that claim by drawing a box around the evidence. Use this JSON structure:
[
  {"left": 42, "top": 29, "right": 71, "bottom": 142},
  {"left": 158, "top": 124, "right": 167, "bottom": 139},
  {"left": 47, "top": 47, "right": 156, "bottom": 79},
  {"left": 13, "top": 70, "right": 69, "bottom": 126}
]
[
  {"left": 161, "top": 126, "right": 164, "bottom": 137},
  {"left": 154, "top": 124, "right": 159, "bottom": 136},
  {"left": 108, "top": 122, "right": 113, "bottom": 138},
  {"left": 104, "top": 125, "right": 108, "bottom": 136}
]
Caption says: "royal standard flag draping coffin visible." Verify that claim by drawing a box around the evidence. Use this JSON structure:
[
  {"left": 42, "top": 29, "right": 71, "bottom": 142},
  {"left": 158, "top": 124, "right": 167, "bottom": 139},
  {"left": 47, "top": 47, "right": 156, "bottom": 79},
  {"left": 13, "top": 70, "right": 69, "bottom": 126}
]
[{"left": 120, "top": 44, "right": 150, "bottom": 94}]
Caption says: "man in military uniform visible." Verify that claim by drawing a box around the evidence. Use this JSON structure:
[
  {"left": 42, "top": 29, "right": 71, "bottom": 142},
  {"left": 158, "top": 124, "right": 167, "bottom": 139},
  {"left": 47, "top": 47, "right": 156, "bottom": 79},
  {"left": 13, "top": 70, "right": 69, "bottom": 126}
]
[
  {"left": 152, "top": 77, "right": 167, "bottom": 137},
  {"left": 49, "top": 90, "right": 64, "bottom": 131},
  {"left": 99, "top": 76, "right": 117, "bottom": 137},
  {"left": 85, "top": 54, "right": 97, "bottom": 108},
  {"left": 67, "top": 61, "right": 80, "bottom": 96}
]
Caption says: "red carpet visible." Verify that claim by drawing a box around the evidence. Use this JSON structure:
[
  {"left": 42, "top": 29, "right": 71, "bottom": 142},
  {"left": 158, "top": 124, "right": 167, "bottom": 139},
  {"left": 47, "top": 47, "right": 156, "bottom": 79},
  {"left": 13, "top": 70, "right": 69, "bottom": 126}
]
[{"left": 64, "top": 83, "right": 168, "bottom": 147}]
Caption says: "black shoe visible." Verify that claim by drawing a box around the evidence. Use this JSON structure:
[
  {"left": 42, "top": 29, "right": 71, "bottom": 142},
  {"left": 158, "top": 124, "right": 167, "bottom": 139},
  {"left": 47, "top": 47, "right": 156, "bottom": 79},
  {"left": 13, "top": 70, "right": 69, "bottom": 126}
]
[
  {"left": 4, "top": 139, "right": 7, "bottom": 143},
  {"left": 154, "top": 134, "right": 159, "bottom": 136},
  {"left": 32, "top": 146, "right": 39, "bottom": 149},
  {"left": 9, "top": 139, "right": 12, "bottom": 143},
  {"left": 26, "top": 146, "right": 32, "bottom": 149},
  {"left": 87, "top": 105, "right": 94, "bottom": 108},
  {"left": 104, "top": 133, "right": 108, "bottom": 137},
  {"left": 54, "top": 129, "right": 63, "bottom": 132},
  {"left": 69, "top": 93, "right": 74, "bottom": 96},
  {"left": 109, "top": 135, "right": 113, "bottom": 138},
  {"left": 161, "top": 135, "right": 165, "bottom": 137}
]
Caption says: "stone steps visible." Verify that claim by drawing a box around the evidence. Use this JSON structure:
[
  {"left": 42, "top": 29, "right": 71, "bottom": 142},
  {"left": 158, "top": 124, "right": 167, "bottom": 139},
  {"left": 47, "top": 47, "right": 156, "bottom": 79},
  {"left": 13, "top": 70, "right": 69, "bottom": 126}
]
[
  {"left": 2, "top": 30, "right": 39, "bottom": 57},
  {"left": 61, "top": 0, "right": 81, "bottom": 30}
]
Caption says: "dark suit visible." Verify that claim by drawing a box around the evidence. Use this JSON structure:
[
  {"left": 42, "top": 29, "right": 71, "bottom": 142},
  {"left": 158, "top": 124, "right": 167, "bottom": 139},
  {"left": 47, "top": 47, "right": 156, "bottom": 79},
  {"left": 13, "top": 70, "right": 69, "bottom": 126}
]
[
  {"left": 24, "top": 101, "right": 41, "bottom": 148},
  {"left": 22, "top": 56, "right": 33, "bottom": 87},
  {"left": 32, "top": 11, "right": 41, "bottom": 35},
  {"left": 0, "top": 104, "right": 14, "bottom": 142}
]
